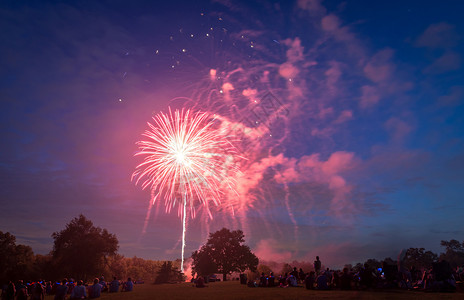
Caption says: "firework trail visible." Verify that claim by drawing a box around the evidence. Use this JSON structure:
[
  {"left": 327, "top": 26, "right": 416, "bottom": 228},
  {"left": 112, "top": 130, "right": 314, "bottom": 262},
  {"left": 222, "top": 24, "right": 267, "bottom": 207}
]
[{"left": 132, "top": 108, "right": 240, "bottom": 271}]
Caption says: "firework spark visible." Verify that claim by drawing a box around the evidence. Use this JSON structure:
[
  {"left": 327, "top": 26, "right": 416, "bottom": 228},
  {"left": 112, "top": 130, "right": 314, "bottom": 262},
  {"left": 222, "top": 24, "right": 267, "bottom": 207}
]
[{"left": 132, "top": 108, "right": 239, "bottom": 271}]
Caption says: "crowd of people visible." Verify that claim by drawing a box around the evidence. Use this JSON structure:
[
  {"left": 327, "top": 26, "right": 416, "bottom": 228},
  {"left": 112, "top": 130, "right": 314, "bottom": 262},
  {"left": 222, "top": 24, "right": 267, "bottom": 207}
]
[
  {"left": 3, "top": 256, "right": 464, "bottom": 297},
  {"left": 1, "top": 276, "right": 134, "bottom": 300},
  {"left": 244, "top": 256, "right": 463, "bottom": 292}
]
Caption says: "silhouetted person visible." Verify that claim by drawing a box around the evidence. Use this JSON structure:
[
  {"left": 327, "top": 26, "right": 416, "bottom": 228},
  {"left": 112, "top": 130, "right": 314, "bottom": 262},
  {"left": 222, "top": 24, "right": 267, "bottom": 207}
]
[
  {"left": 288, "top": 275, "right": 298, "bottom": 287},
  {"left": 290, "top": 267, "right": 298, "bottom": 280},
  {"left": 31, "top": 281, "right": 44, "bottom": 300},
  {"left": 239, "top": 274, "right": 247, "bottom": 285},
  {"left": 46, "top": 281, "right": 52, "bottom": 295},
  {"left": 195, "top": 276, "right": 206, "bottom": 288},
  {"left": 298, "top": 268, "right": 305, "bottom": 283},
  {"left": 268, "top": 272, "right": 275, "bottom": 287},
  {"left": 360, "top": 264, "right": 374, "bottom": 289},
  {"left": 15, "top": 280, "right": 27, "bottom": 300},
  {"left": 340, "top": 268, "right": 352, "bottom": 290},
  {"left": 98, "top": 277, "right": 107, "bottom": 293},
  {"left": 259, "top": 273, "right": 267, "bottom": 287},
  {"left": 332, "top": 270, "right": 340, "bottom": 288},
  {"left": 4, "top": 281, "right": 15, "bottom": 300},
  {"left": 88, "top": 278, "right": 102, "bottom": 298},
  {"left": 279, "top": 273, "right": 288, "bottom": 287},
  {"left": 109, "top": 277, "right": 119, "bottom": 293},
  {"left": 67, "top": 280, "right": 75, "bottom": 295},
  {"left": 314, "top": 256, "right": 322, "bottom": 275},
  {"left": 316, "top": 272, "right": 329, "bottom": 290},
  {"left": 305, "top": 272, "right": 316, "bottom": 289},
  {"left": 54, "top": 279, "right": 68, "bottom": 300},
  {"left": 123, "top": 278, "right": 133, "bottom": 292},
  {"left": 70, "top": 280, "right": 86, "bottom": 299},
  {"left": 432, "top": 260, "right": 456, "bottom": 292}
]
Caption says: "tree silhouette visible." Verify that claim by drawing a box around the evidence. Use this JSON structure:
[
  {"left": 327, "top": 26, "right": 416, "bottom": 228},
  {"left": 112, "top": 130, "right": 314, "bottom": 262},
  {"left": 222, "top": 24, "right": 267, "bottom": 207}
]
[
  {"left": 440, "top": 239, "right": 464, "bottom": 268},
  {"left": 403, "top": 248, "right": 437, "bottom": 269},
  {"left": 191, "top": 228, "right": 258, "bottom": 281},
  {"left": 154, "top": 261, "right": 184, "bottom": 284},
  {"left": 0, "top": 231, "right": 34, "bottom": 282},
  {"left": 52, "top": 214, "right": 118, "bottom": 280}
]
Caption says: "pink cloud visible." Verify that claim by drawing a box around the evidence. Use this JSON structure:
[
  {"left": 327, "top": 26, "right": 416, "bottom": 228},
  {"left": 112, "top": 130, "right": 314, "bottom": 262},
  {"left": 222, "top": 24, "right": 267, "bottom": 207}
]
[
  {"left": 415, "top": 22, "right": 460, "bottom": 49},
  {"left": 209, "top": 69, "right": 217, "bottom": 80},
  {"left": 321, "top": 14, "right": 340, "bottom": 32},
  {"left": 254, "top": 239, "right": 293, "bottom": 262},
  {"left": 384, "top": 117, "right": 413, "bottom": 142},
  {"left": 297, "top": 0, "right": 327, "bottom": 16},
  {"left": 360, "top": 85, "right": 380, "bottom": 108},
  {"left": 238, "top": 151, "right": 357, "bottom": 215},
  {"left": 438, "top": 85, "right": 464, "bottom": 106},
  {"left": 321, "top": 151, "right": 356, "bottom": 175},
  {"left": 282, "top": 38, "right": 304, "bottom": 63},
  {"left": 268, "top": 151, "right": 358, "bottom": 218},
  {"left": 279, "top": 62, "right": 299, "bottom": 79},
  {"left": 363, "top": 48, "right": 395, "bottom": 83},
  {"left": 242, "top": 88, "right": 259, "bottom": 104},
  {"left": 279, "top": 38, "right": 305, "bottom": 99},
  {"left": 329, "top": 175, "right": 346, "bottom": 189},
  {"left": 221, "top": 82, "right": 234, "bottom": 102},
  {"left": 235, "top": 154, "right": 288, "bottom": 200},
  {"left": 333, "top": 110, "right": 353, "bottom": 124},
  {"left": 325, "top": 61, "right": 342, "bottom": 94},
  {"left": 424, "top": 51, "right": 461, "bottom": 74},
  {"left": 318, "top": 106, "right": 334, "bottom": 119},
  {"left": 319, "top": 13, "right": 358, "bottom": 47}
]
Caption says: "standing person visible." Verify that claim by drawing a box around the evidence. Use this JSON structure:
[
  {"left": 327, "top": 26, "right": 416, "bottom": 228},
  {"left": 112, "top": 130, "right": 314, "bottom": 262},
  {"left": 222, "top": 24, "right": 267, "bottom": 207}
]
[
  {"left": 268, "top": 273, "right": 275, "bottom": 287},
  {"left": 298, "top": 268, "right": 305, "bottom": 284},
  {"left": 70, "top": 280, "right": 86, "bottom": 299},
  {"left": 45, "top": 282, "right": 52, "bottom": 295},
  {"left": 4, "top": 281, "right": 15, "bottom": 300},
  {"left": 340, "top": 268, "right": 352, "bottom": 290},
  {"left": 30, "top": 282, "right": 44, "bottom": 300},
  {"left": 54, "top": 279, "right": 68, "bottom": 300},
  {"left": 314, "top": 256, "right": 322, "bottom": 275},
  {"left": 15, "top": 280, "right": 27, "bottom": 300},
  {"left": 67, "top": 280, "right": 75, "bottom": 296}
]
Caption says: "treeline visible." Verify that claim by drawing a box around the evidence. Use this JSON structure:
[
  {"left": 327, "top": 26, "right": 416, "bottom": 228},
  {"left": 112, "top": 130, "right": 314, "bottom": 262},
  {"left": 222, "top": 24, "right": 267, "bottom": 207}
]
[
  {"left": 2, "top": 215, "right": 463, "bottom": 284},
  {"left": 105, "top": 255, "right": 183, "bottom": 283},
  {"left": 0, "top": 215, "right": 183, "bottom": 284}
]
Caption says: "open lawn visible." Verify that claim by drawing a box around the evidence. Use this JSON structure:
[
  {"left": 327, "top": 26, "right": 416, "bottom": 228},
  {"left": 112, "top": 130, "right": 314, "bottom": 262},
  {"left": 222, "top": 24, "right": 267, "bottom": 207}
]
[{"left": 45, "top": 281, "right": 463, "bottom": 300}]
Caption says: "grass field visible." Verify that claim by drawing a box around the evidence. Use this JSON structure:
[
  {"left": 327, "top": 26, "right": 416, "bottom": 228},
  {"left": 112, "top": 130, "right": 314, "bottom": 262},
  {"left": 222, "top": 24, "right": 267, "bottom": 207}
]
[{"left": 44, "top": 281, "right": 463, "bottom": 300}]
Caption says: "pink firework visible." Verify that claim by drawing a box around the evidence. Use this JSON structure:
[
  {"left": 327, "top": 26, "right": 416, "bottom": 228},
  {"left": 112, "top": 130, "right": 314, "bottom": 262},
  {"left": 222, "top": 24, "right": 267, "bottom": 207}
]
[{"left": 132, "top": 107, "right": 239, "bottom": 271}]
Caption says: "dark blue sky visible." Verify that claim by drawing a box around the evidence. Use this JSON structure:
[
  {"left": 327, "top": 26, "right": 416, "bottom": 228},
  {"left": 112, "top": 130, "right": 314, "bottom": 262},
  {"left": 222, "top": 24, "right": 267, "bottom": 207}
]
[{"left": 1, "top": 0, "right": 463, "bottom": 268}]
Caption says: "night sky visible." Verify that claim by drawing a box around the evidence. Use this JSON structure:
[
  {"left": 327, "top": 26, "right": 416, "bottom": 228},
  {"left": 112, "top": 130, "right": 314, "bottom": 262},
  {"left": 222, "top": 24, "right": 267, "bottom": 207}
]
[{"left": 1, "top": 0, "right": 463, "bottom": 269}]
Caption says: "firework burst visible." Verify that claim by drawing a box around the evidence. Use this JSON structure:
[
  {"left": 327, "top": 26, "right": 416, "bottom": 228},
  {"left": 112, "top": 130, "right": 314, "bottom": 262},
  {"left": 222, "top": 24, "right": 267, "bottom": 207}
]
[{"left": 132, "top": 108, "right": 240, "bottom": 271}]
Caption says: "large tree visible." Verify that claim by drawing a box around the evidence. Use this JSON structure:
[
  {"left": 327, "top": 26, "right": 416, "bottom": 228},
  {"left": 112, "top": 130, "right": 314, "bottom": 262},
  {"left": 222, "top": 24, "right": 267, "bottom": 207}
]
[
  {"left": 403, "top": 248, "right": 438, "bottom": 269},
  {"left": 0, "top": 231, "right": 35, "bottom": 282},
  {"left": 52, "top": 214, "right": 118, "bottom": 280},
  {"left": 440, "top": 239, "right": 464, "bottom": 268},
  {"left": 154, "top": 261, "right": 184, "bottom": 284},
  {"left": 191, "top": 228, "right": 258, "bottom": 281}
]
